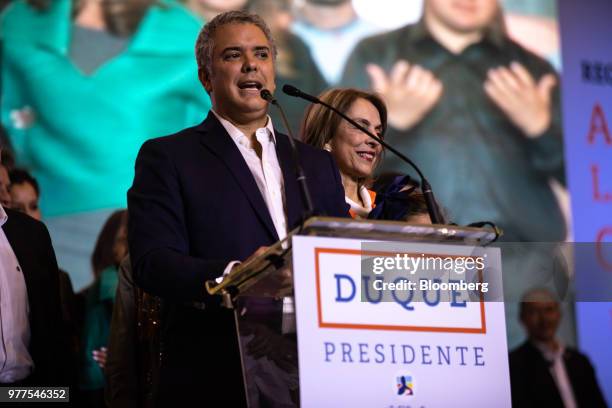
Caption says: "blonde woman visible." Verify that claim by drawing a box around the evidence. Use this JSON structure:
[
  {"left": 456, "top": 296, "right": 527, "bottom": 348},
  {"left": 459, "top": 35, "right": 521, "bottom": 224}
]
[{"left": 301, "top": 88, "right": 386, "bottom": 218}]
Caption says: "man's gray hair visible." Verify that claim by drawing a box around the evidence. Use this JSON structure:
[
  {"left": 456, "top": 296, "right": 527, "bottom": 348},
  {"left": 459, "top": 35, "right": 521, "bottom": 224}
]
[{"left": 195, "top": 10, "right": 277, "bottom": 80}]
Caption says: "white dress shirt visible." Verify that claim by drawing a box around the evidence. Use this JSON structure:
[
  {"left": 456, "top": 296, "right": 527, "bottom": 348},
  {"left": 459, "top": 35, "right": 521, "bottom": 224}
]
[
  {"left": 213, "top": 111, "right": 288, "bottom": 242},
  {"left": 212, "top": 112, "right": 296, "bottom": 331},
  {"left": 345, "top": 185, "right": 374, "bottom": 218},
  {"left": 0, "top": 205, "right": 33, "bottom": 383},
  {"left": 213, "top": 110, "right": 288, "bottom": 280},
  {"left": 534, "top": 340, "right": 578, "bottom": 408}
]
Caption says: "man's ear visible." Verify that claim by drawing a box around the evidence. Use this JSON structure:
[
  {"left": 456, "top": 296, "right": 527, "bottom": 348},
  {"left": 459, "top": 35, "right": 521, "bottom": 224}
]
[{"left": 198, "top": 68, "right": 212, "bottom": 93}]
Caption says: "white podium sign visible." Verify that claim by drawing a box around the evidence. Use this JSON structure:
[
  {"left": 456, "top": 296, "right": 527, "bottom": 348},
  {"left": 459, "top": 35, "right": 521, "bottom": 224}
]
[{"left": 292, "top": 235, "right": 511, "bottom": 407}]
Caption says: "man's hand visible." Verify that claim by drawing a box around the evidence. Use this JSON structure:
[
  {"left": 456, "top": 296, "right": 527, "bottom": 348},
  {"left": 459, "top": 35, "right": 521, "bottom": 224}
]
[
  {"left": 484, "top": 61, "right": 556, "bottom": 138},
  {"left": 366, "top": 60, "right": 443, "bottom": 131}
]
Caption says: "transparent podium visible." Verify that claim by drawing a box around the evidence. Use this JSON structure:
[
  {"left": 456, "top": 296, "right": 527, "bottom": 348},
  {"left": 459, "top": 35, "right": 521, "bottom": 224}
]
[{"left": 206, "top": 217, "right": 505, "bottom": 407}]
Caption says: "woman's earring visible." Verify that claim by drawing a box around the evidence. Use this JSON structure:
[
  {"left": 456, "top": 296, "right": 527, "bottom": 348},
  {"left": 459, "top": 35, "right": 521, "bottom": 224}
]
[{"left": 324, "top": 143, "right": 332, "bottom": 152}]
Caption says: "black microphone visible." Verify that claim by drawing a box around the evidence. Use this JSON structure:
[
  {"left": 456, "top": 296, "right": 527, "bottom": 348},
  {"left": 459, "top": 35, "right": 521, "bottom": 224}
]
[
  {"left": 260, "top": 89, "right": 277, "bottom": 103},
  {"left": 282, "top": 84, "right": 444, "bottom": 225},
  {"left": 260, "top": 88, "right": 315, "bottom": 221}
]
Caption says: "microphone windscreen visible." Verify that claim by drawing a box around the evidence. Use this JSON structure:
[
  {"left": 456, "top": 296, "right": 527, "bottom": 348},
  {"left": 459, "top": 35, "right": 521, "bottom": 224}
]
[{"left": 260, "top": 89, "right": 275, "bottom": 102}]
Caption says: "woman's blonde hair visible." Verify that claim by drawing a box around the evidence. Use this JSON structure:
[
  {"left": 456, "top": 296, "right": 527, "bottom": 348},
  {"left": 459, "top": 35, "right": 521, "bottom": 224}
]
[{"left": 300, "top": 88, "right": 387, "bottom": 149}]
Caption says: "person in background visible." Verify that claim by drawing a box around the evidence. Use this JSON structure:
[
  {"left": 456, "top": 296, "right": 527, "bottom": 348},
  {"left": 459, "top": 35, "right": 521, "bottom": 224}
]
[
  {"left": 8, "top": 168, "right": 41, "bottom": 220},
  {"left": 250, "top": 0, "right": 328, "bottom": 135},
  {"left": 105, "top": 255, "right": 163, "bottom": 408},
  {"left": 8, "top": 167, "right": 80, "bottom": 386},
  {"left": 341, "top": 0, "right": 564, "bottom": 241},
  {"left": 510, "top": 288, "right": 607, "bottom": 407},
  {"left": 1, "top": 0, "right": 210, "bottom": 291},
  {"left": 291, "top": 0, "right": 386, "bottom": 85},
  {"left": 0, "top": 157, "right": 72, "bottom": 387},
  {"left": 341, "top": 0, "right": 566, "bottom": 348},
  {"left": 301, "top": 88, "right": 385, "bottom": 218},
  {"left": 77, "top": 209, "right": 128, "bottom": 407}
]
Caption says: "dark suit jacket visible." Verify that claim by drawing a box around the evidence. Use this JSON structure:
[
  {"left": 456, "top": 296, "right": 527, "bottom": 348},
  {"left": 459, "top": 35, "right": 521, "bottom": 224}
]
[
  {"left": 509, "top": 341, "right": 608, "bottom": 408},
  {"left": 128, "top": 112, "right": 349, "bottom": 405},
  {"left": 2, "top": 208, "right": 71, "bottom": 386}
]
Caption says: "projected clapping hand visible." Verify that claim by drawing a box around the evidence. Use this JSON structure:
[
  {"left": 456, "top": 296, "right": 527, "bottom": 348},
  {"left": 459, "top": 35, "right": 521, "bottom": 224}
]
[
  {"left": 366, "top": 60, "right": 443, "bottom": 131},
  {"left": 484, "top": 61, "right": 556, "bottom": 138}
]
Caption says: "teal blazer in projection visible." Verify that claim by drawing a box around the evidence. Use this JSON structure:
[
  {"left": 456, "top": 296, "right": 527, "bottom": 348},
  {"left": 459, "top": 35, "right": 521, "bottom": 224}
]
[{"left": 1, "top": 0, "right": 211, "bottom": 216}]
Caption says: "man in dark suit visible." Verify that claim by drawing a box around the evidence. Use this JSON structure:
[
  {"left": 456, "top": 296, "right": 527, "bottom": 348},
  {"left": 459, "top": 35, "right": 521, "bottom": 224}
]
[
  {"left": 509, "top": 288, "right": 607, "bottom": 407},
  {"left": 0, "top": 203, "right": 71, "bottom": 387},
  {"left": 127, "top": 10, "right": 349, "bottom": 406}
]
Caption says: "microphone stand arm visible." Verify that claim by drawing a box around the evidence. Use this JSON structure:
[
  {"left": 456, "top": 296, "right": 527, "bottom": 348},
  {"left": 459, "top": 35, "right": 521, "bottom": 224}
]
[
  {"left": 261, "top": 90, "right": 315, "bottom": 221},
  {"left": 272, "top": 99, "right": 315, "bottom": 220}
]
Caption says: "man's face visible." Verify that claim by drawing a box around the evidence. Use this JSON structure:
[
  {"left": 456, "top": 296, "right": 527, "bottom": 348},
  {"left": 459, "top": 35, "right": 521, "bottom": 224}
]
[
  {"left": 201, "top": 23, "right": 275, "bottom": 123},
  {"left": 425, "top": 0, "right": 498, "bottom": 35},
  {"left": 521, "top": 301, "right": 561, "bottom": 343}
]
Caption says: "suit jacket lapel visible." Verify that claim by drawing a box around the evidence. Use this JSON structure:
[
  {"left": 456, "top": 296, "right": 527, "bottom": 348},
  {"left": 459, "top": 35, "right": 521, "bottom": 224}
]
[
  {"left": 2, "top": 213, "right": 40, "bottom": 320},
  {"left": 198, "top": 113, "right": 279, "bottom": 241},
  {"left": 275, "top": 132, "right": 303, "bottom": 230}
]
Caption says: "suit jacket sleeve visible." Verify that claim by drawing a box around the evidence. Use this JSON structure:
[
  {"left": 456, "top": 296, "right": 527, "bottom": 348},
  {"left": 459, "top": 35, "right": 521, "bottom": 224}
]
[
  {"left": 509, "top": 348, "right": 531, "bottom": 408},
  {"left": 19, "top": 215, "right": 73, "bottom": 387},
  {"left": 47, "top": 226, "right": 75, "bottom": 387},
  {"left": 573, "top": 352, "right": 608, "bottom": 408},
  {"left": 104, "top": 256, "right": 138, "bottom": 408},
  {"left": 128, "top": 139, "right": 230, "bottom": 302}
]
